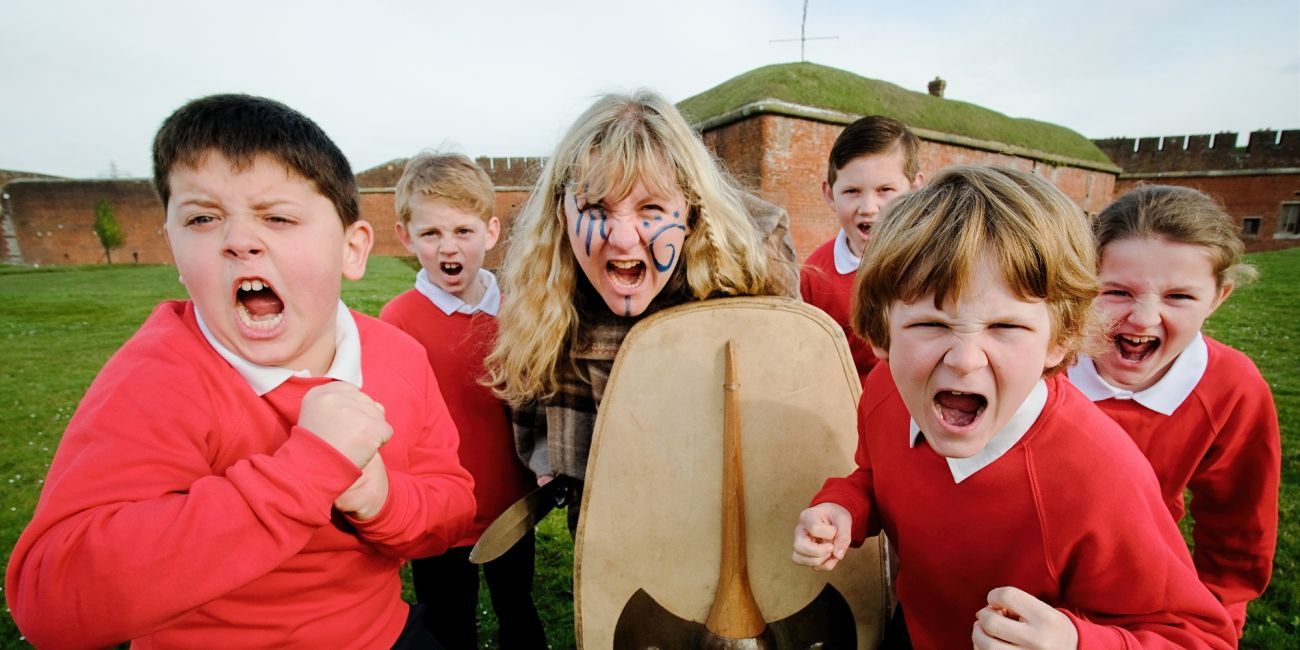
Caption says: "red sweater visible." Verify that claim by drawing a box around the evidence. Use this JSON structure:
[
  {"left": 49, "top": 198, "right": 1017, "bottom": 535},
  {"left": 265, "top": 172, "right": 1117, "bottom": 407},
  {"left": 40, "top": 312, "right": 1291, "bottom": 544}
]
[
  {"left": 6, "top": 301, "right": 476, "bottom": 649},
  {"left": 799, "top": 237, "right": 877, "bottom": 381},
  {"left": 814, "top": 367, "right": 1235, "bottom": 649},
  {"left": 380, "top": 289, "right": 533, "bottom": 546},
  {"left": 1086, "top": 336, "right": 1279, "bottom": 634}
]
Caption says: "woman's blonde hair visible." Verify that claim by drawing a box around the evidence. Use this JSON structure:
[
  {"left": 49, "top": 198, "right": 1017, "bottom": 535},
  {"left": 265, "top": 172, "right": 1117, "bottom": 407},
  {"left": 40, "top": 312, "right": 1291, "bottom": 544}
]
[
  {"left": 487, "top": 89, "right": 786, "bottom": 404},
  {"left": 852, "top": 166, "right": 1100, "bottom": 374},
  {"left": 1094, "top": 184, "right": 1257, "bottom": 288}
]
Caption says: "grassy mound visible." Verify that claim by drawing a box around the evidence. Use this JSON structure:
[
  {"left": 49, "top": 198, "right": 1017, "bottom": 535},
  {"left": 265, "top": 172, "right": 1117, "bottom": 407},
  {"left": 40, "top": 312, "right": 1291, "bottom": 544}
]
[{"left": 677, "top": 62, "right": 1111, "bottom": 166}]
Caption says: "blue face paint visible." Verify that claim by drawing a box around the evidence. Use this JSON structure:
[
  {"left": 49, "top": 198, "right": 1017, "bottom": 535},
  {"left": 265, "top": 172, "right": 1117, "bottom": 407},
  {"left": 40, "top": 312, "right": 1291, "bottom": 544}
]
[
  {"left": 573, "top": 191, "right": 608, "bottom": 257},
  {"left": 648, "top": 223, "right": 687, "bottom": 272}
]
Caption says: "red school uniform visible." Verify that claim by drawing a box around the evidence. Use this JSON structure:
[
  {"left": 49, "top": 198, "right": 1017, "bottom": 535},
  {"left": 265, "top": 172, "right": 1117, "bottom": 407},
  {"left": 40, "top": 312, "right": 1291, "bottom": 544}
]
[
  {"left": 6, "top": 300, "right": 475, "bottom": 649},
  {"left": 813, "top": 365, "right": 1235, "bottom": 650},
  {"left": 379, "top": 272, "right": 533, "bottom": 546},
  {"left": 800, "top": 233, "right": 877, "bottom": 381},
  {"left": 1069, "top": 333, "right": 1280, "bottom": 634}
]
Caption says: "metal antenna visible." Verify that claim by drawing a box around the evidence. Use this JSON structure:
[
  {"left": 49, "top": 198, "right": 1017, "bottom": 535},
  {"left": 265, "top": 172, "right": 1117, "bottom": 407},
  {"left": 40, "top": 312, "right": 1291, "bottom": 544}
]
[{"left": 770, "top": 0, "right": 838, "bottom": 62}]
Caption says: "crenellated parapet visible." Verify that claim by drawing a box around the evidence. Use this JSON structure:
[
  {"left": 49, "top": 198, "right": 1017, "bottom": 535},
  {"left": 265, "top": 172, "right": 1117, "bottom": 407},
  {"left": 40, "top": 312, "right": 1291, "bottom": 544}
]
[
  {"left": 354, "top": 156, "right": 544, "bottom": 189},
  {"left": 472, "top": 156, "right": 545, "bottom": 188},
  {"left": 1094, "top": 130, "right": 1300, "bottom": 174}
]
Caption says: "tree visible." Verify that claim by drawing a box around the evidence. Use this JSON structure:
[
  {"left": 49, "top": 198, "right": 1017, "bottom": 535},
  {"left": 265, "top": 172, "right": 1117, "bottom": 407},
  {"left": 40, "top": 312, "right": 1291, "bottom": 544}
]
[{"left": 93, "top": 199, "right": 125, "bottom": 264}]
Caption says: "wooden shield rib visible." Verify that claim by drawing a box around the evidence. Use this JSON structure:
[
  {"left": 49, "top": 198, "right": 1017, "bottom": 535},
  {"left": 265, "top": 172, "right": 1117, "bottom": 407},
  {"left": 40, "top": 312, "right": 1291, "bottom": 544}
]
[{"left": 575, "top": 297, "right": 888, "bottom": 649}]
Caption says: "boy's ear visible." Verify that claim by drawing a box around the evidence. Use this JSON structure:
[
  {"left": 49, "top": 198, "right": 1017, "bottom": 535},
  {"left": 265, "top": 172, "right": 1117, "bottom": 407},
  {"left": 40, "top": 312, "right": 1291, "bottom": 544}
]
[
  {"left": 821, "top": 179, "right": 835, "bottom": 209},
  {"left": 871, "top": 343, "right": 889, "bottom": 361},
  {"left": 910, "top": 172, "right": 926, "bottom": 190},
  {"left": 342, "top": 220, "right": 374, "bottom": 281},
  {"left": 1210, "top": 281, "right": 1235, "bottom": 313},
  {"left": 485, "top": 216, "right": 501, "bottom": 251},
  {"left": 394, "top": 221, "right": 415, "bottom": 253},
  {"left": 1044, "top": 342, "right": 1068, "bottom": 372}
]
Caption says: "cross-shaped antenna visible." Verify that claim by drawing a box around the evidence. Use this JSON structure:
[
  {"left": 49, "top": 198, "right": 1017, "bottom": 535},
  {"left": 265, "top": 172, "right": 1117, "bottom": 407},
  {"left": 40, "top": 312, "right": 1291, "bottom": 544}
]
[{"left": 770, "top": 0, "right": 838, "bottom": 62}]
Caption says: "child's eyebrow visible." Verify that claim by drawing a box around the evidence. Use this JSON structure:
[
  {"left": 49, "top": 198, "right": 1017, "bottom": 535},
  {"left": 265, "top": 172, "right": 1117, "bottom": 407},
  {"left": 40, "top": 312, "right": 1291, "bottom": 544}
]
[
  {"left": 174, "top": 196, "right": 220, "bottom": 209},
  {"left": 249, "top": 198, "right": 298, "bottom": 211}
]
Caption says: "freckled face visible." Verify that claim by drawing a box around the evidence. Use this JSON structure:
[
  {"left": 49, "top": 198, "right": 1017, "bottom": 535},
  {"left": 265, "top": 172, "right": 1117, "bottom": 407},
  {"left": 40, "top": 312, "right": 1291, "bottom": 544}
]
[
  {"left": 163, "top": 153, "right": 371, "bottom": 376},
  {"left": 823, "top": 148, "right": 921, "bottom": 257},
  {"left": 1092, "top": 237, "right": 1231, "bottom": 392},
  {"left": 563, "top": 180, "right": 689, "bottom": 317},
  {"left": 874, "top": 255, "right": 1065, "bottom": 459}
]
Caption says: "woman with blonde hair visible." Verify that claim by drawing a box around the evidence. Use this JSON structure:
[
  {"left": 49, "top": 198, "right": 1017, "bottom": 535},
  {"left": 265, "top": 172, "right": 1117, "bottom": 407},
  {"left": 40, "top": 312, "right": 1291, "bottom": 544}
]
[{"left": 486, "top": 89, "right": 796, "bottom": 529}]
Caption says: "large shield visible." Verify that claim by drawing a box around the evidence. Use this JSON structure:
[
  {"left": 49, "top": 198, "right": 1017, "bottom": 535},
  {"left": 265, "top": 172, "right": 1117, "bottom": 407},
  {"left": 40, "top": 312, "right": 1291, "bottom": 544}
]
[{"left": 575, "top": 297, "right": 888, "bottom": 648}]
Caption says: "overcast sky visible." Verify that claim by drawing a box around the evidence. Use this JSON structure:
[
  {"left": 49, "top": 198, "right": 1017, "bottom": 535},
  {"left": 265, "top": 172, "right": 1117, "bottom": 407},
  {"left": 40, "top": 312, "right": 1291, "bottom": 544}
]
[{"left": 2, "top": 0, "right": 1296, "bottom": 179}]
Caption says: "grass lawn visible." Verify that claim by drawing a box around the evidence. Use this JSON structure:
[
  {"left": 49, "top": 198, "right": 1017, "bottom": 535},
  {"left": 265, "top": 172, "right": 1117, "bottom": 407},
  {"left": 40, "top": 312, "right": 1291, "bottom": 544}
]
[{"left": 2, "top": 249, "right": 1297, "bottom": 648}]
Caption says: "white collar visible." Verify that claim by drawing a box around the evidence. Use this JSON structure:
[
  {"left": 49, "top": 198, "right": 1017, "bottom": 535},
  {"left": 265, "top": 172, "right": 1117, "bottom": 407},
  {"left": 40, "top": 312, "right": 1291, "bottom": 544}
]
[
  {"left": 195, "top": 300, "right": 363, "bottom": 396},
  {"left": 832, "top": 229, "right": 861, "bottom": 275},
  {"left": 909, "top": 378, "right": 1048, "bottom": 483},
  {"left": 415, "top": 268, "right": 500, "bottom": 316},
  {"left": 1068, "top": 332, "right": 1207, "bottom": 416}
]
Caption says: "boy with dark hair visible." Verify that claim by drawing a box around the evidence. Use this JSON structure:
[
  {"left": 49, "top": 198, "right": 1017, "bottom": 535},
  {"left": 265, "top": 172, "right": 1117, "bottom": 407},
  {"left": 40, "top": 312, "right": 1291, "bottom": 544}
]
[
  {"left": 792, "top": 166, "right": 1235, "bottom": 648},
  {"left": 6, "top": 94, "right": 476, "bottom": 648},
  {"left": 381, "top": 152, "right": 545, "bottom": 648},
  {"left": 801, "top": 115, "right": 924, "bottom": 381}
]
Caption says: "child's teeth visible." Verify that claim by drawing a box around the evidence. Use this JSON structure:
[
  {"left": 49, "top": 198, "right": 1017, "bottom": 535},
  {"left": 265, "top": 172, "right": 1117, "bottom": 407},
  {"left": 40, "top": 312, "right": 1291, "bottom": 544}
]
[
  {"left": 251, "top": 279, "right": 264, "bottom": 291},
  {"left": 240, "top": 280, "right": 252, "bottom": 291}
]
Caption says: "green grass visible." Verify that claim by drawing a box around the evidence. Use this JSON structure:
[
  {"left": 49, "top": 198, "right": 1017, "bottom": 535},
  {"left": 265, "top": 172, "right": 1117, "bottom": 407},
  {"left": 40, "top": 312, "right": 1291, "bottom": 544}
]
[
  {"left": 677, "top": 62, "right": 1114, "bottom": 166},
  {"left": 2, "top": 249, "right": 1297, "bottom": 648},
  {"left": 1201, "top": 248, "right": 1300, "bottom": 647}
]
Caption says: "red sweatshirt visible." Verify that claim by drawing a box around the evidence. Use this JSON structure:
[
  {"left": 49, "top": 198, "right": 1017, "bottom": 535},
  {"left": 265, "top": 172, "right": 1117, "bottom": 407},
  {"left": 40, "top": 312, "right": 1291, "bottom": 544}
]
[
  {"left": 6, "top": 300, "right": 476, "bottom": 648},
  {"left": 813, "top": 367, "right": 1235, "bottom": 649},
  {"left": 799, "top": 237, "right": 877, "bottom": 381},
  {"left": 380, "top": 288, "right": 533, "bottom": 546},
  {"left": 1079, "top": 336, "right": 1280, "bottom": 634}
]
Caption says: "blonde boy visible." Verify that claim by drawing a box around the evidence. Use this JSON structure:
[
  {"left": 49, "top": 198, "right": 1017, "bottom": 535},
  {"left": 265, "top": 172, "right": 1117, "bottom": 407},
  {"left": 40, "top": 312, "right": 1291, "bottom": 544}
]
[
  {"left": 380, "top": 152, "right": 544, "bottom": 648},
  {"left": 6, "top": 94, "right": 475, "bottom": 648},
  {"left": 792, "top": 167, "right": 1234, "bottom": 648},
  {"left": 800, "top": 116, "right": 924, "bottom": 381}
]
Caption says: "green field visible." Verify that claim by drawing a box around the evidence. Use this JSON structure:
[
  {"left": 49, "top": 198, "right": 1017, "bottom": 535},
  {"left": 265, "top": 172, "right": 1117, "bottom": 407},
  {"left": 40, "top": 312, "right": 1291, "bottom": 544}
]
[{"left": 2, "top": 249, "right": 1296, "bottom": 648}]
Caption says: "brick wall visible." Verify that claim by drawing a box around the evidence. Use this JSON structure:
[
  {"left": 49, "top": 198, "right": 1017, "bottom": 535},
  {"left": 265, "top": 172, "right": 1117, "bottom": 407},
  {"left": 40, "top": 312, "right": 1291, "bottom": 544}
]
[
  {"left": 1, "top": 178, "right": 532, "bottom": 267},
  {"left": 1113, "top": 173, "right": 1300, "bottom": 253},
  {"left": 703, "top": 113, "right": 1118, "bottom": 262},
  {"left": 2, "top": 179, "right": 168, "bottom": 265}
]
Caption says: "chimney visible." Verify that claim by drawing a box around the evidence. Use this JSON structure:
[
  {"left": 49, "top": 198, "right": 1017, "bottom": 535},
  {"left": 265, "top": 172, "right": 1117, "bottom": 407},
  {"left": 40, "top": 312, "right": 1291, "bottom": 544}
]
[{"left": 928, "top": 76, "right": 946, "bottom": 98}]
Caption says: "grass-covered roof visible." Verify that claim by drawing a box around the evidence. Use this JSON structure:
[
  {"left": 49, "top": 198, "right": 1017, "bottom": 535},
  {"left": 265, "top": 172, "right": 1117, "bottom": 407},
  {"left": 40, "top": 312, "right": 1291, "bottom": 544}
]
[{"left": 677, "top": 62, "right": 1113, "bottom": 167}]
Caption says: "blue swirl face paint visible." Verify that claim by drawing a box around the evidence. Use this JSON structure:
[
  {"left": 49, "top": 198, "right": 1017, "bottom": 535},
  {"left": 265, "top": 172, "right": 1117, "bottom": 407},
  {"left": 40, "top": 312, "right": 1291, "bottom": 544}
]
[{"left": 648, "top": 223, "right": 687, "bottom": 272}]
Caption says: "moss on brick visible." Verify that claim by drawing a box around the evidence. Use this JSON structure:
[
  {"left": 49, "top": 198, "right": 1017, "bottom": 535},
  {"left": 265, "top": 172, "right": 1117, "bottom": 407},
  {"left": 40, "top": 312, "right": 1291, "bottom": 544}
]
[{"left": 677, "top": 62, "right": 1111, "bottom": 166}]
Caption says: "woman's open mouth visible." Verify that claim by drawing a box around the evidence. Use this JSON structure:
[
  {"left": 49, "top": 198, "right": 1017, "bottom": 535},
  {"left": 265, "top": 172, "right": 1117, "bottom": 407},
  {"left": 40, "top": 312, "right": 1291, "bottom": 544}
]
[{"left": 607, "top": 260, "right": 646, "bottom": 289}]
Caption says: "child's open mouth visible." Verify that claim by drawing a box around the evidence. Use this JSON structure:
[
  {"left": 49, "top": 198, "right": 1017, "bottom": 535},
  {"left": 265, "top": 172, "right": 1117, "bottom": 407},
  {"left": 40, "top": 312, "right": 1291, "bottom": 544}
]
[
  {"left": 235, "top": 278, "right": 284, "bottom": 330},
  {"left": 857, "top": 222, "right": 872, "bottom": 237},
  {"left": 1115, "top": 334, "right": 1159, "bottom": 362},
  {"left": 440, "top": 262, "right": 463, "bottom": 277},
  {"left": 607, "top": 260, "right": 645, "bottom": 289},
  {"left": 934, "top": 390, "right": 987, "bottom": 428}
]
